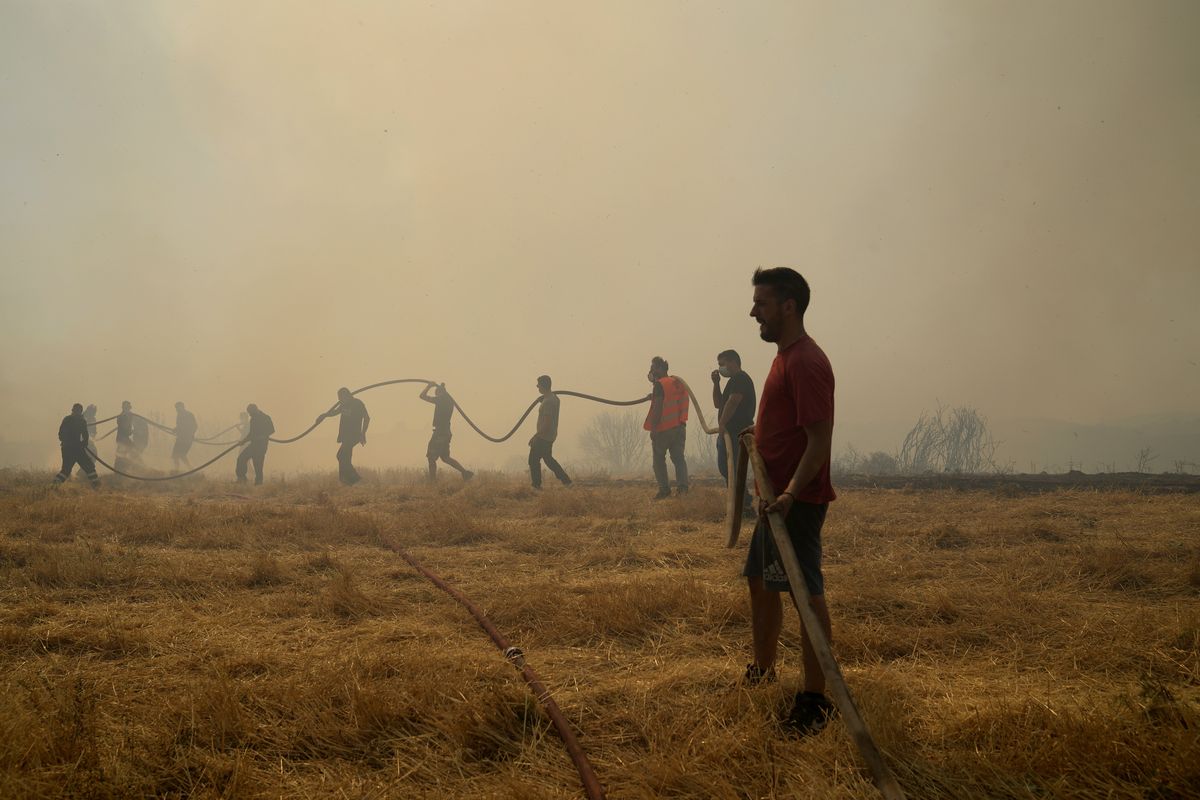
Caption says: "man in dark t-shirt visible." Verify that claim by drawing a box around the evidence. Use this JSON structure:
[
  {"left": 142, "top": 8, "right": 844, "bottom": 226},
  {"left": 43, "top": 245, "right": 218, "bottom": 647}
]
[
  {"left": 528, "top": 374, "right": 571, "bottom": 489},
  {"left": 419, "top": 383, "right": 473, "bottom": 482},
  {"left": 318, "top": 388, "right": 370, "bottom": 485},
  {"left": 172, "top": 402, "right": 198, "bottom": 471},
  {"left": 742, "top": 267, "right": 837, "bottom": 737},
  {"left": 235, "top": 403, "right": 275, "bottom": 485},
  {"left": 711, "top": 349, "right": 755, "bottom": 509}
]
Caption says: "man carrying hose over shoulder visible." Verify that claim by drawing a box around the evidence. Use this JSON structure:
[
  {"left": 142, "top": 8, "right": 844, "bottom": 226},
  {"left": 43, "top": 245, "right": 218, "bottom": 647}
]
[
  {"left": 53, "top": 403, "right": 100, "bottom": 489},
  {"left": 235, "top": 403, "right": 274, "bottom": 485},
  {"left": 528, "top": 375, "right": 572, "bottom": 490},
  {"left": 419, "top": 383, "right": 474, "bottom": 482},
  {"left": 172, "top": 402, "right": 198, "bottom": 471},
  {"left": 743, "top": 267, "right": 837, "bottom": 737},
  {"left": 316, "top": 388, "right": 370, "bottom": 485},
  {"left": 115, "top": 400, "right": 137, "bottom": 470}
]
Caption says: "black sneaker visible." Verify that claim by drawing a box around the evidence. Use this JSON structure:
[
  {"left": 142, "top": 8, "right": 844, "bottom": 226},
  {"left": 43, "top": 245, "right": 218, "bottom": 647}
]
[
  {"left": 782, "top": 692, "right": 836, "bottom": 736},
  {"left": 653, "top": 490, "right": 671, "bottom": 500},
  {"left": 743, "top": 663, "right": 777, "bottom": 686},
  {"left": 462, "top": 470, "right": 475, "bottom": 481}
]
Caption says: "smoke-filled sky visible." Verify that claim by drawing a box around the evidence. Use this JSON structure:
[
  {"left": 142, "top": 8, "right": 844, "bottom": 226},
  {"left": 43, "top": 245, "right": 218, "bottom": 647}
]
[{"left": 3, "top": 1, "right": 1198, "bottom": 471}]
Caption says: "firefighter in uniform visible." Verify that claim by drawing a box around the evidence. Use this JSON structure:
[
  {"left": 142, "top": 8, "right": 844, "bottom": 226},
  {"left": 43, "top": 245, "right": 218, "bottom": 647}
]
[
  {"left": 645, "top": 356, "right": 690, "bottom": 499},
  {"left": 235, "top": 403, "right": 275, "bottom": 485},
  {"left": 54, "top": 403, "right": 101, "bottom": 489}
]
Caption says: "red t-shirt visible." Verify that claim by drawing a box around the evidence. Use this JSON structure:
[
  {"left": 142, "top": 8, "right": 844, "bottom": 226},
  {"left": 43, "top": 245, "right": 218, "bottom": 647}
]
[{"left": 753, "top": 336, "right": 836, "bottom": 504}]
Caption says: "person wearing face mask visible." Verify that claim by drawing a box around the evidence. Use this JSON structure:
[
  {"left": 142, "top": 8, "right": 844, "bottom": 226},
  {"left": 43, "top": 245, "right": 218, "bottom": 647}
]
[
  {"left": 712, "top": 349, "right": 756, "bottom": 512},
  {"left": 644, "top": 356, "right": 690, "bottom": 499}
]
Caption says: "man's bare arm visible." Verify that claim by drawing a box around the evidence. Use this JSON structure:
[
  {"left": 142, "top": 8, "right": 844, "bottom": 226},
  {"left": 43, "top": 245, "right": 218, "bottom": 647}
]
[
  {"left": 766, "top": 419, "right": 833, "bottom": 514},
  {"left": 718, "top": 393, "right": 743, "bottom": 431}
]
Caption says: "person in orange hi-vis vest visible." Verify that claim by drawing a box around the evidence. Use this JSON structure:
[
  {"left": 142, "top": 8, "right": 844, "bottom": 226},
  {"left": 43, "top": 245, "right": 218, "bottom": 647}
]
[{"left": 644, "top": 355, "right": 690, "bottom": 499}]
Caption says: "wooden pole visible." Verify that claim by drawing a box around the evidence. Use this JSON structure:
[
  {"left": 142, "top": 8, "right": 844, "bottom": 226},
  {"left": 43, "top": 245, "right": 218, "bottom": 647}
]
[{"left": 741, "top": 433, "right": 906, "bottom": 800}]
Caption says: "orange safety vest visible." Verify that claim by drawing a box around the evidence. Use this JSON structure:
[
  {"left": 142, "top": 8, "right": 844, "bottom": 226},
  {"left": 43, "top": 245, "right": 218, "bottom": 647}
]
[{"left": 644, "top": 376, "right": 690, "bottom": 432}]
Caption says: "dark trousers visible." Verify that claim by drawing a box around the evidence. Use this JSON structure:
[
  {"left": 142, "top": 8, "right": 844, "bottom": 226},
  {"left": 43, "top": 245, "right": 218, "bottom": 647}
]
[
  {"left": 337, "top": 441, "right": 360, "bottom": 485},
  {"left": 529, "top": 438, "right": 570, "bottom": 488},
  {"left": 55, "top": 446, "right": 99, "bottom": 488},
  {"left": 651, "top": 425, "right": 689, "bottom": 493},
  {"left": 236, "top": 440, "right": 268, "bottom": 484}
]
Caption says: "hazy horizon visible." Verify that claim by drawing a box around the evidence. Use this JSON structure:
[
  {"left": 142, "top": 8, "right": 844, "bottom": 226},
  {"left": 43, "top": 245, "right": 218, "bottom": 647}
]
[{"left": 4, "top": 1, "right": 1198, "bottom": 475}]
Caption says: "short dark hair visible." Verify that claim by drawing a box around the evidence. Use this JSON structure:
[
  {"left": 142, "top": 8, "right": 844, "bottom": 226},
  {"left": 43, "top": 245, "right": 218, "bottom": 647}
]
[
  {"left": 72, "top": 403, "right": 83, "bottom": 413},
  {"left": 717, "top": 349, "right": 741, "bottom": 366},
  {"left": 537, "top": 374, "right": 552, "bottom": 388},
  {"left": 650, "top": 356, "right": 669, "bottom": 373},
  {"left": 753, "top": 267, "right": 810, "bottom": 316}
]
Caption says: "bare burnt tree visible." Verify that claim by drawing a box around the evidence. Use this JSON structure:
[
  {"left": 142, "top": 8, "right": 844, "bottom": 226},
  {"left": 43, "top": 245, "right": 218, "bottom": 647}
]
[
  {"left": 898, "top": 405, "right": 998, "bottom": 474},
  {"left": 1134, "top": 447, "right": 1158, "bottom": 473},
  {"left": 579, "top": 411, "right": 647, "bottom": 474}
]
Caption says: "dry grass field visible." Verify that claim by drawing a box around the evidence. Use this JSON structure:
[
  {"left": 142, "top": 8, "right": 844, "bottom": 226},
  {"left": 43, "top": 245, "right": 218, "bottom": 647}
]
[{"left": 1, "top": 469, "right": 1197, "bottom": 799}]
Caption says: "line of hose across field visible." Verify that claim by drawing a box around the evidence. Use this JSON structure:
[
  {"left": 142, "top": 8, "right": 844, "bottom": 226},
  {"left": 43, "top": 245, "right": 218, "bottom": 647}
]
[
  {"left": 390, "top": 544, "right": 606, "bottom": 800},
  {"left": 86, "top": 443, "right": 243, "bottom": 481},
  {"left": 81, "top": 376, "right": 719, "bottom": 481}
]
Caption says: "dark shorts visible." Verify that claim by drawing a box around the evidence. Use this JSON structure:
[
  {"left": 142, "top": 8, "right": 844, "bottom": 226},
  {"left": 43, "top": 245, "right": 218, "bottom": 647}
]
[
  {"left": 742, "top": 502, "right": 828, "bottom": 596},
  {"left": 172, "top": 438, "right": 193, "bottom": 458},
  {"left": 427, "top": 430, "right": 451, "bottom": 460}
]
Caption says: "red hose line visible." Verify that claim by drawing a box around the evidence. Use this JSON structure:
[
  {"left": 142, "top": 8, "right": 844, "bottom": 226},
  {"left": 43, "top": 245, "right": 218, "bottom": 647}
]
[{"left": 390, "top": 545, "right": 605, "bottom": 800}]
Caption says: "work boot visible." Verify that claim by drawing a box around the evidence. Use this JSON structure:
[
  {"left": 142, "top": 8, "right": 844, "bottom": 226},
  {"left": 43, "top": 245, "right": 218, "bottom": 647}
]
[
  {"left": 781, "top": 692, "right": 836, "bottom": 737},
  {"left": 653, "top": 489, "right": 671, "bottom": 500},
  {"left": 462, "top": 470, "right": 474, "bottom": 481}
]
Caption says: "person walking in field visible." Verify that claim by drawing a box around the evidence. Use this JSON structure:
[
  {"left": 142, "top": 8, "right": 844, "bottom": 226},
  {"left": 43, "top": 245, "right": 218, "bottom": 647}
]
[
  {"left": 172, "top": 401, "right": 198, "bottom": 471},
  {"left": 712, "top": 349, "right": 756, "bottom": 513},
  {"left": 53, "top": 403, "right": 101, "bottom": 489},
  {"left": 644, "top": 356, "right": 689, "bottom": 499},
  {"left": 742, "top": 267, "right": 838, "bottom": 736},
  {"left": 528, "top": 375, "right": 572, "bottom": 490},
  {"left": 316, "top": 388, "right": 370, "bottom": 485},
  {"left": 419, "top": 383, "right": 474, "bottom": 482},
  {"left": 114, "top": 400, "right": 137, "bottom": 470},
  {"left": 235, "top": 403, "right": 274, "bottom": 485}
]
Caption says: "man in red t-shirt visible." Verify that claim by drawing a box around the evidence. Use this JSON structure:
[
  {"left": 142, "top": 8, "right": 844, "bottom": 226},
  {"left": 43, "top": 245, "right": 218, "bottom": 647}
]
[{"left": 742, "top": 267, "right": 837, "bottom": 736}]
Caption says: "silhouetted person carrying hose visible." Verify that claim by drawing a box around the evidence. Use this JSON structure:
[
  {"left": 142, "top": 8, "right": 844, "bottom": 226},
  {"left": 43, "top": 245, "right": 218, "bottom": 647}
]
[
  {"left": 528, "top": 375, "right": 572, "bottom": 490},
  {"left": 53, "top": 403, "right": 100, "bottom": 489},
  {"left": 316, "top": 388, "right": 370, "bottom": 485},
  {"left": 419, "top": 383, "right": 474, "bottom": 482},
  {"left": 132, "top": 414, "right": 150, "bottom": 457},
  {"left": 645, "top": 356, "right": 690, "bottom": 499},
  {"left": 172, "top": 402, "right": 198, "bottom": 471},
  {"left": 741, "top": 267, "right": 838, "bottom": 737},
  {"left": 713, "top": 349, "right": 756, "bottom": 514},
  {"left": 235, "top": 403, "right": 274, "bottom": 485},
  {"left": 115, "top": 400, "right": 137, "bottom": 470}
]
